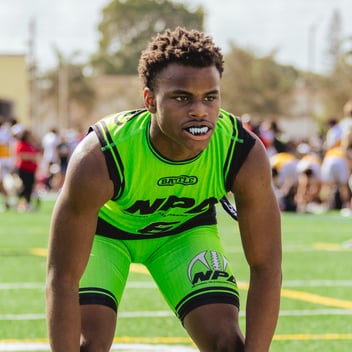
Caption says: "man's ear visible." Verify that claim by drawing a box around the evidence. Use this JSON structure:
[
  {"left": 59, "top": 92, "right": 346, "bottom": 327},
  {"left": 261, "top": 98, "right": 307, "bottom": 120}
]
[{"left": 143, "top": 87, "right": 156, "bottom": 113}]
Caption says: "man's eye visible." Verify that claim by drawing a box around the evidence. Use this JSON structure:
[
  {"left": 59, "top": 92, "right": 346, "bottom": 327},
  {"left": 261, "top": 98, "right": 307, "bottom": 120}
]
[
  {"left": 175, "top": 96, "right": 189, "bottom": 102},
  {"left": 204, "top": 96, "right": 216, "bottom": 102}
]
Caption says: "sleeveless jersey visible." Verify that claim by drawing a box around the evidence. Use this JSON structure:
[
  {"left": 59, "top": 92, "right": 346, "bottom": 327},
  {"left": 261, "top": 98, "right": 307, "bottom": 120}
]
[{"left": 91, "top": 109, "right": 256, "bottom": 239}]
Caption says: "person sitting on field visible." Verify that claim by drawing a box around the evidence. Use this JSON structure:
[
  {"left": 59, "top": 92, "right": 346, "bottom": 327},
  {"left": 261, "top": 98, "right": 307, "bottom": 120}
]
[
  {"left": 270, "top": 151, "right": 298, "bottom": 211},
  {"left": 294, "top": 147, "right": 322, "bottom": 213}
]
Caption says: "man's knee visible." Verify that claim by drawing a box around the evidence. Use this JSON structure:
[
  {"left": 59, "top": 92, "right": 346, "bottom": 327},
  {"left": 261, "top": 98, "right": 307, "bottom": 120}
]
[
  {"left": 213, "top": 330, "right": 245, "bottom": 352},
  {"left": 183, "top": 304, "right": 244, "bottom": 351},
  {"left": 189, "top": 330, "right": 244, "bottom": 352},
  {"left": 80, "top": 336, "right": 112, "bottom": 352},
  {"left": 80, "top": 305, "right": 116, "bottom": 352},
  {"left": 199, "top": 327, "right": 244, "bottom": 352}
]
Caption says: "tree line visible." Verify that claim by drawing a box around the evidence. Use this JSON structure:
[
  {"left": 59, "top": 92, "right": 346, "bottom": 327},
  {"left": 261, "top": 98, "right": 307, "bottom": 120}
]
[{"left": 32, "top": 0, "right": 352, "bottom": 131}]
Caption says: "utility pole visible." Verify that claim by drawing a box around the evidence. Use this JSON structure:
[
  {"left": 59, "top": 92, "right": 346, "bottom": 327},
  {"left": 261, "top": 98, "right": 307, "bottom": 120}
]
[
  {"left": 308, "top": 23, "right": 317, "bottom": 72},
  {"left": 28, "top": 18, "right": 39, "bottom": 132},
  {"left": 58, "top": 61, "right": 69, "bottom": 130}
]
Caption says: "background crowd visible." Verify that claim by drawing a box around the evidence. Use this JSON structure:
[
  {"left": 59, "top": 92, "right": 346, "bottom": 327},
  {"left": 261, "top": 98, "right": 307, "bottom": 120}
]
[
  {"left": 244, "top": 99, "right": 352, "bottom": 216},
  {"left": 0, "top": 116, "right": 82, "bottom": 212},
  {"left": 0, "top": 99, "right": 351, "bottom": 215}
]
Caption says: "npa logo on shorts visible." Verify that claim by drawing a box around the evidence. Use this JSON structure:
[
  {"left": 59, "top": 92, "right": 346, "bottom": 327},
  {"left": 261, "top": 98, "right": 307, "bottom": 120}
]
[
  {"left": 157, "top": 175, "right": 198, "bottom": 186},
  {"left": 187, "top": 250, "right": 236, "bottom": 286}
]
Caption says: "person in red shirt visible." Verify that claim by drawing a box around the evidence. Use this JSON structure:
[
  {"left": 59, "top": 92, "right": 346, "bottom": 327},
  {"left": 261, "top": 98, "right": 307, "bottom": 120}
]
[{"left": 15, "top": 129, "right": 41, "bottom": 211}]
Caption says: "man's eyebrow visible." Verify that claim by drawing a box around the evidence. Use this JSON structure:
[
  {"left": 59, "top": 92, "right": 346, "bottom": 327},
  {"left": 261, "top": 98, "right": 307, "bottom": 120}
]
[
  {"left": 170, "top": 89, "right": 190, "bottom": 94},
  {"left": 171, "top": 89, "right": 220, "bottom": 95},
  {"left": 205, "top": 89, "right": 220, "bottom": 95}
]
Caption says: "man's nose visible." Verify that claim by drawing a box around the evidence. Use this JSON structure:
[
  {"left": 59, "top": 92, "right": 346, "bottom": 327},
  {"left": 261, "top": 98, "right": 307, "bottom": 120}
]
[{"left": 188, "top": 100, "right": 207, "bottom": 119}]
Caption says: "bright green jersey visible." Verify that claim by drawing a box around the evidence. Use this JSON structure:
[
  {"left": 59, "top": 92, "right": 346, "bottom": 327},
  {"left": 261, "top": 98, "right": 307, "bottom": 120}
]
[{"left": 91, "top": 109, "right": 255, "bottom": 239}]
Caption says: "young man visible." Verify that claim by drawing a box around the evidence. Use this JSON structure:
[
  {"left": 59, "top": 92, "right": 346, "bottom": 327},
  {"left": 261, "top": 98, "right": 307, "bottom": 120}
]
[{"left": 46, "top": 27, "right": 282, "bottom": 352}]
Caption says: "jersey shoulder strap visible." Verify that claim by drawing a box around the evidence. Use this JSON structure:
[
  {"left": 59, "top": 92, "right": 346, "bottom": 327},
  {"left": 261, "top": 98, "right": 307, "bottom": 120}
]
[
  {"left": 90, "top": 109, "right": 147, "bottom": 200},
  {"left": 220, "top": 110, "right": 256, "bottom": 191}
]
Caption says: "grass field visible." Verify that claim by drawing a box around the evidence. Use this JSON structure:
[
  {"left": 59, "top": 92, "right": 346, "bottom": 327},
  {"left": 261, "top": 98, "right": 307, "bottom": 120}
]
[{"left": 0, "top": 197, "right": 351, "bottom": 351}]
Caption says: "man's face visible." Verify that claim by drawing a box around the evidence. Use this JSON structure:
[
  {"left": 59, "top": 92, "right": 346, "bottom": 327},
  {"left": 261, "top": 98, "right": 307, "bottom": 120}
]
[{"left": 145, "top": 63, "right": 221, "bottom": 161}]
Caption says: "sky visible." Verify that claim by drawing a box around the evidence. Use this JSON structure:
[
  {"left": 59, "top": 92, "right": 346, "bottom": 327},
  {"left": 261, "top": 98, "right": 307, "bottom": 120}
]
[{"left": 1, "top": 0, "right": 352, "bottom": 73}]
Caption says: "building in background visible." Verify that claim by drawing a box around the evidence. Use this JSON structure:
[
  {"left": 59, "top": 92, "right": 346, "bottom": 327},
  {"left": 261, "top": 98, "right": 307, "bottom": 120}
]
[{"left": 0, "top": 54, "right": 29, "bottom": 124}]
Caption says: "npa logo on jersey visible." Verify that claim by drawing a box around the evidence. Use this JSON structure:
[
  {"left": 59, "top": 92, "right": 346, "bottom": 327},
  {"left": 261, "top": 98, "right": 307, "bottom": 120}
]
[
  {"left": 157, "top": 175, "right": 198, "bottom": 186},
  {"left": 187, "top": 250, "right": 236, "bottom": 286}
]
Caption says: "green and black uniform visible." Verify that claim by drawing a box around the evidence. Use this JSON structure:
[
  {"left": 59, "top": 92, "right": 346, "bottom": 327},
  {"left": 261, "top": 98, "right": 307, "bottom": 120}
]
[{"left": 79, "top": 108, "right": 256, "bottom": 321}]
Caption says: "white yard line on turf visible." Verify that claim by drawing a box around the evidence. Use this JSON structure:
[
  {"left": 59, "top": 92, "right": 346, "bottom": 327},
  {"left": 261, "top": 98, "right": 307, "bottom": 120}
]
[
  {"left": 0, "top": 343, "right": 198, "bottom": 351},
  {"left": 1, "top": 309, "right": 352, "bottom": 321},
  {"left": 0, "top": 280, "right": 352, "bottom": 290},
  {"left": 2, "top": 280, "right": 352, "bottom": 290}
]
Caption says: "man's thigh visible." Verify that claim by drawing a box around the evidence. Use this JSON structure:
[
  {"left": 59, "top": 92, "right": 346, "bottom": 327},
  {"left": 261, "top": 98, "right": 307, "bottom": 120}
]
[
  {"left": 79, "top": 235, "right": 131, "bottom": 312},
  {"left": 145, "top": 225, "right": 240, "bottom": 322}
]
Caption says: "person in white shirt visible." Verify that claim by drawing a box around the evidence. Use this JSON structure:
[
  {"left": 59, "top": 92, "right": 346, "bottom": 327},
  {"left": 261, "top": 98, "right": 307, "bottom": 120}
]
[{"left": 41, "top": 128, "right": 61, "bottom": 190}]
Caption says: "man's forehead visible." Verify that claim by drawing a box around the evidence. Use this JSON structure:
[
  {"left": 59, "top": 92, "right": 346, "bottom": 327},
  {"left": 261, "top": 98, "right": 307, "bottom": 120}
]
[{"left": 155, "top": 64, "right": 220, "bottom": 89}]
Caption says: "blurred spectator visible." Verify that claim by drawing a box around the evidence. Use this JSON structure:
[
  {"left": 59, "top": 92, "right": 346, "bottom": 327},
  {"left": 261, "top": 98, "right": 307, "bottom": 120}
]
[
  {"left": 324, "top": 118, "right": 343, "bottom": 150},
  {"left": 340, "top": 125, "right": 352, "bottom": 213},
  {"left": 270, "top": 152, "right": 298, "bottom": 211},
  {"left": 320, "top": 141, "right": 350, "bottom": 210},
  {"left": 258, "top": 119, "right": 287, "bottom": 157},
  {"left": 295, "top": 147, "right": 322, "bottom": 213},
  {"left": 0, "top": 115, "right": 16, "bottom": 210},
  {"left": 41, "top": 128, "right": 61, "bottom": 190},
  {"left": 11, "top": 120, "right": 25, "bottom": 140},
  {"left": 339, "top": 99, "right": 352, "bottom": 130},
  {"left": 15, "top": 129, "right": 41, "bottom": 212},
  {"left": 0, "top": 164, "right": 9, "bottom": 211},
  {"left": 56, "top": 135, "right": 71, "bottom": 189},
  {"left": 319, "top": 100, "right": 352, "bottom": 213},
  {"left": 241, "top": 114, "right": 254, "bottom": 132}
]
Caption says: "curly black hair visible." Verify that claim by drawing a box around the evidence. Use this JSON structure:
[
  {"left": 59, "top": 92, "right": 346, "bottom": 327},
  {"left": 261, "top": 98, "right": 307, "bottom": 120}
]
[{"left": 138, "top": 27, "right": 224, "bottom": 90}]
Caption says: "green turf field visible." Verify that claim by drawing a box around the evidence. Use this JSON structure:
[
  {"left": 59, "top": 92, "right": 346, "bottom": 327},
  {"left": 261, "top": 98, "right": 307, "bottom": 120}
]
[{"left": 0, "top": 198, "right": 351, "bottom": 351}]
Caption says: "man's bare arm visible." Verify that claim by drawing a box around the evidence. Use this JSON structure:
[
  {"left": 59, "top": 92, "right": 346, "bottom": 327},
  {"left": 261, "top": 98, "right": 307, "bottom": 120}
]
[
  {"left": 46, "top": 132, "right": 114, "bottom": 351},
  {"left": 232, "top": 135, "right": 282, "bottom": 352}
]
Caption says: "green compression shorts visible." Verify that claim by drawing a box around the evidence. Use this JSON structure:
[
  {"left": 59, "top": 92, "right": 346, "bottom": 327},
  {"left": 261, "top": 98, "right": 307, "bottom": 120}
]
[{"left": 79, "top": 225, "right": 240, "bottom": 321}]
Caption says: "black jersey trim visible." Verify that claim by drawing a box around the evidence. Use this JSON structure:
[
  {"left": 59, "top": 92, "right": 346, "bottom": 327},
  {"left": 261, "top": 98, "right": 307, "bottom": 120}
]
[
  {"left": 224, "top": 115, "right": 256, "bottom": 192},
  {"left": 79, "top": 287, "right": 118, "bottom": 312},
  {"left": 95, "top": 207, "right": 217, "bottom": 240},
  {"left": 176, "top": 289, "right": 240, "bottom": 322},
  {"left": 91, "top": 109, "right": 148, "bottom": 200},
  {"left": 91, "top": 121, "right": 124, "bottom": 200}
]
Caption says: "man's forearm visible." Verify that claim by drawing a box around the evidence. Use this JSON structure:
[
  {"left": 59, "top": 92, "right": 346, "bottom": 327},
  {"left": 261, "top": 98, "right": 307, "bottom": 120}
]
[
  {"left": 244, "top": 267, "right": 282, "bottom": 351},
  {"left": 46, "top": 284, "right": 81, "bottom": 351}
]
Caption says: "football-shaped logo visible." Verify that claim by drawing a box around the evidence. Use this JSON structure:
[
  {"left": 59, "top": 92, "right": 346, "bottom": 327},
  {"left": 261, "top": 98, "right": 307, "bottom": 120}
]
[{"left": 187, "top": 250, "right": 229, "bottom": 284}]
